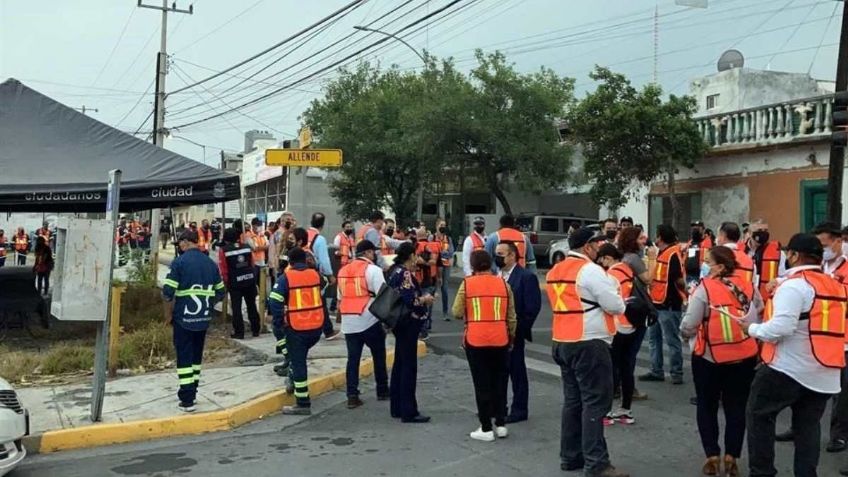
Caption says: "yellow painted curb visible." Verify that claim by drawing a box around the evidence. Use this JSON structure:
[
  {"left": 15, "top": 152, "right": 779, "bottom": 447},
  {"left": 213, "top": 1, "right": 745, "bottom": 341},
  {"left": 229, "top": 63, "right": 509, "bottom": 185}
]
[{"left": 26, "top": 341, "right": 427, "bottom": 454}]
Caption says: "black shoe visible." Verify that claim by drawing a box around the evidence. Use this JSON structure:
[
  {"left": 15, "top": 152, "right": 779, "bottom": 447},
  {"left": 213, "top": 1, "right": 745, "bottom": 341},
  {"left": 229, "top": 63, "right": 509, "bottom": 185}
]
[
  {"left": 689, "top": 396, "right": 698, "bottom": 406},
  {"left": 505, "top": 414, "right": 527, "bottom": 424},
  {"left": 282, "top": 405, "right": 311, "bottom": 416},
  {"left": 401, "top": 415, "right": 431, "bottom": 423},
  {"left": 230, "top": 333, "right": 245, "bottom": 340},
  {"left": 827, "top": 438, "right": 848, "bottom": 453},
  {"left": 377, "top": 394, "right": 390, "bottom": 401},
  {"left": 178, "top": 401, "right": 196, "bottom": 413},
  {"left": 274, "top": 360, "right": 290, "bottom": 377},
  {"left": 775, "top": 428, "right": 794, "bottom": 442},
  {"left": 251, "top": 331, "right": 260, "bottom": 337},
  {"left": 638, "top": 372, "right": 665, "bottom": 382},
  {"left": 347, "top": 396, "right": 364, "bottom": 409},
  {"left": 671, "top": 375, "right": 684, "bottom": 385},
  {"left": 561, "top": 460, "right": 585, "bottom": 471}
]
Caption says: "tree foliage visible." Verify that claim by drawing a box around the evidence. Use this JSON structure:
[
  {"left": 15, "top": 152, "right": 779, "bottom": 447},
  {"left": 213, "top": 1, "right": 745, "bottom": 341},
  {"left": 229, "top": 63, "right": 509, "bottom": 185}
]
[{"left": 567, "top": 67, "right": 707, "bottom": 226}]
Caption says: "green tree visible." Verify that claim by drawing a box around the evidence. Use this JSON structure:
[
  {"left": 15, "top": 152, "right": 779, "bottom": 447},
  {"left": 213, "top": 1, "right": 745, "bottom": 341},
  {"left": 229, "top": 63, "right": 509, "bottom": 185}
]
[
  {"left": 436, "top": 51, "right": 576, "bottom": 215},
  {"left": 302, "top": 62, "right": 440, "bottom": 222},
  {"left": 567, "top": 66, "right": 707, "bottom": 229}
]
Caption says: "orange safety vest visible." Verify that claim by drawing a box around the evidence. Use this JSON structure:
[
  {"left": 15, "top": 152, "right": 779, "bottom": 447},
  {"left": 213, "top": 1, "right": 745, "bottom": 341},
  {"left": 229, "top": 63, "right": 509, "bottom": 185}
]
[
  {"left": 245, "top": 231, "right": 268, "bottom": 264},
  {"left": 650, "top": 246, "right": 686, "bottom": 304},
  {"left": 0, "top": 237, "right": 6, "bottom": 258},
  {"left": 496, "top": 228, "right": 527, "bottom": 267},
  {"left": 732, "top": 249, "right": 756, "bottom": 288},
  {"left": 357, "top": 224, "right": 391, "bottom": 255},
  {"left": 463, "top": 274, "right": 510, "bottom": 347},
  {"left": 337, "top": 259, "right": 373, "bottom": 315},
  {"left": 415, "top": 241, "right": 441, "bottom": 283},
  {"left": 702, "top": 235, "right": 714, "bottom": 249},
  {"left": 37, "top": 227, "right": 50, "bottom": 243},
  {"left": 831, "top": 258, "right": 848, "bottom": 285},
  {"left": 197, "top": 228, "right": 212, "bottom": 252},
  {"left": 546, "top": 255, "right": 616, "bottom": 342},
  {"left": 437, "top": 235, "right": 452, "bottom": 267},
  {"left": 608, "top": 262, "right": 635, "bottom": 330},
  {"left": 756, "top": 241, "right": 782, "bottom": 300},
  {"left": 694, "top": 278, "right": 758, "bottom": 364},
  {"left": 285, "top": 268, "right": 325, "bottom": 331},
  {"left": 336, "top": 232, "right": 355, "bottom": 266},
  {"left": 469, "top": 232, "right": 486, "bottom": 251},
  {"left": 14, "top": 234, "right": 28, "bottom": 253},
  {"left": 306, "top": 227, "right": 320, "bottom": 252},
  {"left": 760, "top": 270, "right": 848, "bottom": 368}
]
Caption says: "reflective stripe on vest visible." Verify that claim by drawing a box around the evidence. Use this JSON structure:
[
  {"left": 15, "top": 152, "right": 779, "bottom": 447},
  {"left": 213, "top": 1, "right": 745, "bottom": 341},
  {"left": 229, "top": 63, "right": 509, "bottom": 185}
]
[
  {"left": 463, "top": 275, "right": 510, "bottom": 347},
  {"left": 338, "top": 259, "right": 372, "bottom": 315},
  {"left": 732, "top": 250, "right": 755, "bottom": 287},
  {"left": 650, "top": 246, "right": 684, "bottom": 304},
  {"left": 415, "top": 241, "right": 440, "bottom": 283},
  {"left": 14, "top": 235, "right": 27, "bottom": 252},
  {"left": 438, "top": 236, "right": 451, "bottom": 266},
  {"left": 546, "top": 255, "right": 616, "bottom": 342},
  {"left": 470, "top": 232, "right": 485, "bottom": 251},
  {"left": 356, "top": 224, "right": 390, "bottom": 255},
  {"left": 760, "top": 270, "right": 848, "bottom": 368},
  {"left": 285, "top": 268, "right": 324, "bottom": 331},
  {"left": 337, "top": 232, "right": 354, "bottom": 266},
  {"left": 608, "top": 262, "right": 634, "bottom": 329},
  {"left": 496, "top": 228, "right": 526, "bottom": 267},
  {"left": 757, "top": 241, "right": 781, "bottom": 300},
  {"left": 695, "top": 278, "right": 758, "bottom": 364}
]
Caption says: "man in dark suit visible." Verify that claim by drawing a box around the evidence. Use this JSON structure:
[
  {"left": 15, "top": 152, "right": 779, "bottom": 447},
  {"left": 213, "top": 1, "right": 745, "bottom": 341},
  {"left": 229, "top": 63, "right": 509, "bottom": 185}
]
[{"left": 496, "top": 241, "right": 542, "bottom": 423}]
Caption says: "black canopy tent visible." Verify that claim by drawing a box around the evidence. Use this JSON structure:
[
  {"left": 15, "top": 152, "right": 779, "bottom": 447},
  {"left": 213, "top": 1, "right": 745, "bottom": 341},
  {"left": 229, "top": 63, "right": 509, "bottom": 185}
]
[{"left": 0, "top": 78, "right": 240, "bottom": 212}]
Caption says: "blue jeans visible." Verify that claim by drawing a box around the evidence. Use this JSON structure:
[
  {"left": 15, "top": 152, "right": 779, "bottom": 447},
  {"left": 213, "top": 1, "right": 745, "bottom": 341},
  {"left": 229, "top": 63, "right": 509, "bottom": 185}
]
[
  {"left": 648, "top": 309, "right": 683, "bottom": 379},
  {"left": 439, "top": 266, "right": 451, "bottom": 314},
  {"left": 421, "top": 286, "right": 436, "bottom": 332},
  {"left": 345, "top": 322, "right": 388, "bottom": 398}
]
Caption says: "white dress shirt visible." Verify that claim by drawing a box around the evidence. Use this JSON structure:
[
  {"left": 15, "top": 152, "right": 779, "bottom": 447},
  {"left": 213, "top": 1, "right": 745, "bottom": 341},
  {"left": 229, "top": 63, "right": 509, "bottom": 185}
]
[
  {"left": 462, "top": 232, "right": 487, "bottom": 277},
  {"left": 554, "top": 252, "right": 626, "bottom": 344},
  {"left": 747, "top": 265, "right": 841, "bottom": 394},
  {"left": 338, "top": 259, "right": 386, "bottom": 334},
  {"left": 500, "top": 263, "right": 516, "bottom": 283}
]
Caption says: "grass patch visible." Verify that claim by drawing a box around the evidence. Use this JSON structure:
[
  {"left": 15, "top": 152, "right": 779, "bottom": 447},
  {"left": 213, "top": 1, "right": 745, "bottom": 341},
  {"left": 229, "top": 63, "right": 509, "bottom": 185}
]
[
  {"left": 40, "top": 343, "right": 95, "bottom": 375},
  {"left": 0, "top": 346, "right": 42, "bottom": 383},
  {"left": 116, "top": 322, "right": 174, "bottom": 370}
]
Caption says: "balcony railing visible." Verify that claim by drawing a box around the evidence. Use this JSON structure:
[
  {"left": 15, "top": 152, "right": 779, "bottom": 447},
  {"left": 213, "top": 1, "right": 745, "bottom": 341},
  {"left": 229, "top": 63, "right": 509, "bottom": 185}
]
[{"left": 695, "top": 94, "right": 834, "bottom": 149}]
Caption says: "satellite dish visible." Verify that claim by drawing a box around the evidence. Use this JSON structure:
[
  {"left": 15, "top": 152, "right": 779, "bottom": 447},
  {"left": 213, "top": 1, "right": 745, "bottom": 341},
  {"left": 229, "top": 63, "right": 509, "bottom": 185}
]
[{"left": 717, "top": 49, "right": 744, "bottom": 72}]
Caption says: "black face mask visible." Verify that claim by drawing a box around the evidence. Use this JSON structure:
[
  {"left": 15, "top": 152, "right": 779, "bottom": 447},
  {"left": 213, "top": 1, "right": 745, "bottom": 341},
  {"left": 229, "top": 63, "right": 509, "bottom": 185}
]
[
  {"left": 344, "top": 229, "right": 354, "bottom": 236},
  {"left": 752, "top": 231, "right": 770, "bottom": 244},
  {"left": 605, "top": 230, "right": 617, "bottom": 240},
  {"left": 494, "top": 256, "right": 506, "bottom": 268},
  {"left": 438, "top": 227, "right": 447, "bottom": 234},
  {"left": 385, "top": 228, "right": 395, "bottom": 236},
  {"left": 286, "top": 240, "right": 296, "bottom": 249},
  {"left": 474, "top": 226, "right": 485, "bottom": 234}
]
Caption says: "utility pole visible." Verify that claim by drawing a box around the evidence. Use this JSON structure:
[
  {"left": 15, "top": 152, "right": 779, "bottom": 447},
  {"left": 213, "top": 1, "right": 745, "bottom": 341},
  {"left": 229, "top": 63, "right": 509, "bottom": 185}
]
[
  {"left": 827, "top": 0, "right": 848, "bottom": 223},
  {"left": 74, "top": 105, "right": 99, "bottom": 115},
  {"left": 138, "top": 0, "right": 193, "bottom": 268}
]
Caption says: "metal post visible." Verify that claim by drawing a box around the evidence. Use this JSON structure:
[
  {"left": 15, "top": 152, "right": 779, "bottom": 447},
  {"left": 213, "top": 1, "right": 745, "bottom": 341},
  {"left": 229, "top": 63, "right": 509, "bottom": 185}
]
[
  {"left": 108, "top": 286, "right": 126, "bottom": 378},
  {"left": 91, "top": 169, "right": 122, "bottom": 422},
  {"left": 827, "top": 0, "right": 848, "bottom": 223}
]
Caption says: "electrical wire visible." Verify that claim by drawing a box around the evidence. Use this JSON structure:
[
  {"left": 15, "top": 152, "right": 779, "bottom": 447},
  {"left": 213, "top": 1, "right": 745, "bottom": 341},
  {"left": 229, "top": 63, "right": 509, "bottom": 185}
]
[
  {"left": 808, "top": 1, "right": 841, "bottom": 74},
  {"left": 173, "top": 0, "right": 266, "bottom": 54},
  {"left": 91, "top": 7, "right": 136, "bottom": 87},
  {"left": 764, "top": 1, "right": 819, "bottom": 67}
]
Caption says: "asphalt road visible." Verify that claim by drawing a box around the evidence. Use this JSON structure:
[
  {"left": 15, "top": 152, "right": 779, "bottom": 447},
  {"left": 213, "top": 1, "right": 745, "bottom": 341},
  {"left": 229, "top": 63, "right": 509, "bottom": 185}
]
[{"left": 13, "top": 281, "right": 848, "bottom": 477}]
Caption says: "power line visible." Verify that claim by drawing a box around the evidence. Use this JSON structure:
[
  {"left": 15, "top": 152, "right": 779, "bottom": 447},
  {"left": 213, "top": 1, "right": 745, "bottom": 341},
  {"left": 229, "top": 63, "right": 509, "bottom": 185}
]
[
  {"left": 114, "top": 79, "right": 155, "bottom": 128},
  {"left": 765, "top": 0, "right": 819, "bottom": 67},
  {"left": 91, "top": 7, "right": 136, "bottom": 87},
  {"left": 808, "top": 1, "right": 840, "bottom": 74},
  {"left": 169, "top": 0, "right": 365, "bottom": 95},
  {"left": 173, "top": 0, "right": 266, "bottom": 53}
]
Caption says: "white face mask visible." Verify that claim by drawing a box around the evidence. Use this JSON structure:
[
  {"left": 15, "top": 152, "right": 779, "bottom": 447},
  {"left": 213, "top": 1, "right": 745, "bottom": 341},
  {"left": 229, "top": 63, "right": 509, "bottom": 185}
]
[
  {"left": 823, "top": 247, "right": 837, "bottom": 262},
  {"left": 700, "top": 262, "right": 711, "bottom": 279}
]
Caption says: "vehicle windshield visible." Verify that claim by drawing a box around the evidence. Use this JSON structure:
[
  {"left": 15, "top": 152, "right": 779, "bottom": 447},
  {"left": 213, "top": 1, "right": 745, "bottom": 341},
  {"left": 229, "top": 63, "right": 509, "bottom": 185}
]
[{"left": 516, "top": 217, "right": 533, "bottom": 232}]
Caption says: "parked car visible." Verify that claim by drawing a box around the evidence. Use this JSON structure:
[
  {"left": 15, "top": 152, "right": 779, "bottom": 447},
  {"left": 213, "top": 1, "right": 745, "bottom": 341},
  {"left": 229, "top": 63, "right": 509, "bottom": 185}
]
[
  {"left": 0, "top": 377, "right": 28, "bottom": 477},
  {"left": 516, "top": 214, "right": 597, "bottom": 265},
  {"left": 549, "top": 223, "right": 602, "bottom": 265}
]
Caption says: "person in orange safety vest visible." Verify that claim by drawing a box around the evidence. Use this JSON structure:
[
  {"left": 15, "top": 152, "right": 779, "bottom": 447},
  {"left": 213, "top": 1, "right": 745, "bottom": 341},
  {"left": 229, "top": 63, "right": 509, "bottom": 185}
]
[
  {"left": 680, "top": 246, "right": 762, "bottom": 476},
  {"left": 546, "top": 227, "right": 628, "bottom": 476},
  {"left": 452, "top": 249, "right": 516, "bottom": 443},
  {"left": 748, "top": 219, "right": 785, "bottom": 301},
  {"left": 739, "top": 233, "right": 846, "bottom": 477},
  {"left": 14, "top": 227, "right": 30, "bottom": 266},
  {"left": 0, "top": 229, "right": 7, "bottom": 268},
  {"left": 462, "top": 216, "right": 487, "bottom": 277}
]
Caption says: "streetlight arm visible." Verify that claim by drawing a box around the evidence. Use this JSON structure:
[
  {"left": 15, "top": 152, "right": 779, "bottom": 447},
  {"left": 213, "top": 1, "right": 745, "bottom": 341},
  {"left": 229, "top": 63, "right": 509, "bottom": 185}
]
[{"left": 353, "top": 25, "right": 426, "bottom": 65}]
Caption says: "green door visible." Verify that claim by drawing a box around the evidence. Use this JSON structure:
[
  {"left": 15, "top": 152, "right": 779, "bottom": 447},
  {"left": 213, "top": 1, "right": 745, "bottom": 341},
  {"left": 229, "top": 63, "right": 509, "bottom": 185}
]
[{"left": 800, "top": 179, "right": 828, "bottom": 232}]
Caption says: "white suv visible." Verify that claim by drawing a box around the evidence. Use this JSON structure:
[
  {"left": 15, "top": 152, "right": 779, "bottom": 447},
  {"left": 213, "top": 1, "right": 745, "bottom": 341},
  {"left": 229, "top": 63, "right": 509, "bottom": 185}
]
[{"left": 0, "top": 377, "right": 28, "bottom": 477}]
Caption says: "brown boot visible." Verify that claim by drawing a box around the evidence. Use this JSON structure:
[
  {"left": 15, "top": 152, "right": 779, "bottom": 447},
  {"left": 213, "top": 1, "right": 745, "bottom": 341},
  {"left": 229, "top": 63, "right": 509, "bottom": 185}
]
[
  {"left": 702, "top": 456, "right": 720, "bottom": 476},
  {"left": 723, "top": 455, "right": 738, "bottom": 477}
]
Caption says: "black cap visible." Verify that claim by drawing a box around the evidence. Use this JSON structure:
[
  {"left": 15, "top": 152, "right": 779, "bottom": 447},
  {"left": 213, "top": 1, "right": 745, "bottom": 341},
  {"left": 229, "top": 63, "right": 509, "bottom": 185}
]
[
  {"left": 619, "top": 216, "right": 633, "bottom": 224},
  {"left": 568, "top": 227, "right": 604, "bottom": 250},
  {"left": 691, "top": 220, "right": 705, "bottom": 227},
  {"left": 786, "top": 233, "right": 823, "bottom": 257},
  {"left": 473, "top": 216, "right": 485, "bottom": 225},
  {"left": 178, "top": 230, "right": 198, "bottom": 243},
  {"left": 355, "top": 240, "right": 377, "bottom": 255}
]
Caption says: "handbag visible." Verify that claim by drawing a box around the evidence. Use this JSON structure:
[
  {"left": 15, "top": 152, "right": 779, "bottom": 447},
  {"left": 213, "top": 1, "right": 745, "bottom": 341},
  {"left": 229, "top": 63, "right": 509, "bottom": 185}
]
[
  {"left": 625, "top": 278, "right": 659, "bottom": 328},
  {"left": 368, "top": 283, "right": 409, "bottom": 330}
]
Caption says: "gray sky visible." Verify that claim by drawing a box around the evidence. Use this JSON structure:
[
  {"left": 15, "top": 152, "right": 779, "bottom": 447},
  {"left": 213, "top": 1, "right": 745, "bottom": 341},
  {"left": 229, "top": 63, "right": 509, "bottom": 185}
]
[{"left": 1, "top": 0, "right": 842, "bottom": 164}]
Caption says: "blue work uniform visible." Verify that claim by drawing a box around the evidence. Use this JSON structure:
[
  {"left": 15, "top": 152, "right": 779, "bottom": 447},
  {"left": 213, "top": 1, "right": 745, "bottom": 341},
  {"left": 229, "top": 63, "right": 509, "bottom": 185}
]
[{"left": 162, "top": 247, "right": 225, "bottom": 404}]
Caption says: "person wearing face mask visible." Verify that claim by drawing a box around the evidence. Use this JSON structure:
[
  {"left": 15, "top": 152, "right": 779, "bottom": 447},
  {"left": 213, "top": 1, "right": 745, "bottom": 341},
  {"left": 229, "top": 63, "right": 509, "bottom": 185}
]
[
  {"left": 334, "top": 220, "right": 356, "bottom": 268},
  {"left": 485, "top": 214, "right": 536, "bottom": 272},
  {"left": 685, "top": 227, "right": 708, "bottom": 290},
  {"left": 434, "top": 219, "right": 455, "bottom": 320},
  {"left": 740, "top": 233, "right": 847, "bottom": 477},
  {"left": 357, "top": 211, "right": 390, "bottom": 269},
  {"left": 602, "top": 218, "right": 619, "bottom": 243},
  {"left": 463, "top": 216, "right": 488, "bottom": 277},
  {"left": 546, "top": 227, "right": 629, "bottom": 477},
  {"left": 495, "top": 240, "right": 541, "bottom": 424},
  {"left": 692, "top": 221, "right": 713, "bottom": 249},
  {"left": 715, "top": 222, "right": 756, "bottom": 289},
  {"left": 680, "top": 246, "right": 761, "bottom": 476},
  {"left": 641, "top": 224, "right": 687, "bottom": 385},
  {"left": 747, "top": 219, "right": 785, "bottom": 300}
]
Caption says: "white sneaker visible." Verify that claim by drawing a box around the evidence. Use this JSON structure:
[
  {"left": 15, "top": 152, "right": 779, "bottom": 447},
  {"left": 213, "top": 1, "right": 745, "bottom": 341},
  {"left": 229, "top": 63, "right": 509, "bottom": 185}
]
[
  {"left": 495, "top": 426, "right": 508, "bottom": 438},
  {"left": 469, "top": 427, "right": 495, "bottom": 442}
]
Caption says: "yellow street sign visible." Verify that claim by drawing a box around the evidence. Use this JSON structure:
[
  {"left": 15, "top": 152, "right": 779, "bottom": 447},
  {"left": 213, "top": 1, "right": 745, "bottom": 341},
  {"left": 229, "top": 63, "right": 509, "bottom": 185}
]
[
  {"left": 265, "top": 149, "right": 343, "bottom": 168},
  {"left": 298, "top": 127, "right": 313, "bottom": 149}
]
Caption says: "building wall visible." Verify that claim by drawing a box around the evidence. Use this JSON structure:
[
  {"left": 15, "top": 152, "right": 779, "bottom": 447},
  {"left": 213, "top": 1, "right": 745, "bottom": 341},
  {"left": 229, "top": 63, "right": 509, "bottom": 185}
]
[{"left": 500, "top": 189, "right": 598, "bottom": 220}]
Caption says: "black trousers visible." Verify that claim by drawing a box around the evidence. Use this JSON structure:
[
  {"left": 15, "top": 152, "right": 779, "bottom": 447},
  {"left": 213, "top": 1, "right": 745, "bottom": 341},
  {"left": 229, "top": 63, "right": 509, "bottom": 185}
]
[
  {"left": 610, "top": 327, "right": 646, "bottom": 410},
  {"left": 345, "top": 322, "right": 388, "bottom": 398},
  {"left": 553, "top": 339, "right": 613, "bottom": 474},
  {"left": 692, "top": 355, "right": 756, "bottom": 458},
  {"left": 36, "top": 272, "right": 50, "bottom": 295},
  {"left": 830, "top": 351, "right": 848, "bottom": 441},
  {"left": 466, "top": 345, "right": 509, "bottom": 432},
  {"left": 173, "top": 323, "right": 206, "bottom": 404},
  {"left": 16, "top": 252, "right": 26, "bottom": 265},
  {"left": 746, "top": 365, "right": 832, "bottom": 477},
  {"left": 507, "top": 337, "right": 529, "bottom": 419},
  {"left": 229, "top": 286, "right": 260, "bottom": 337},
  {"left": 286, "top": 327, "right": 322, "bottom": 407},
  {"left": 390, "top": 318, "right": 422, "bottom": 419}
]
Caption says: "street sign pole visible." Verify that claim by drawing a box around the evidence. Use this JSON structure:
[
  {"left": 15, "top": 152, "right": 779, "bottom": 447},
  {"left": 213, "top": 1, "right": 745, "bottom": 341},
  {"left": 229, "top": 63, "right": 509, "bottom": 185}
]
[{"left": 91, "top": 169, "right": 122, "bottom": 422}]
